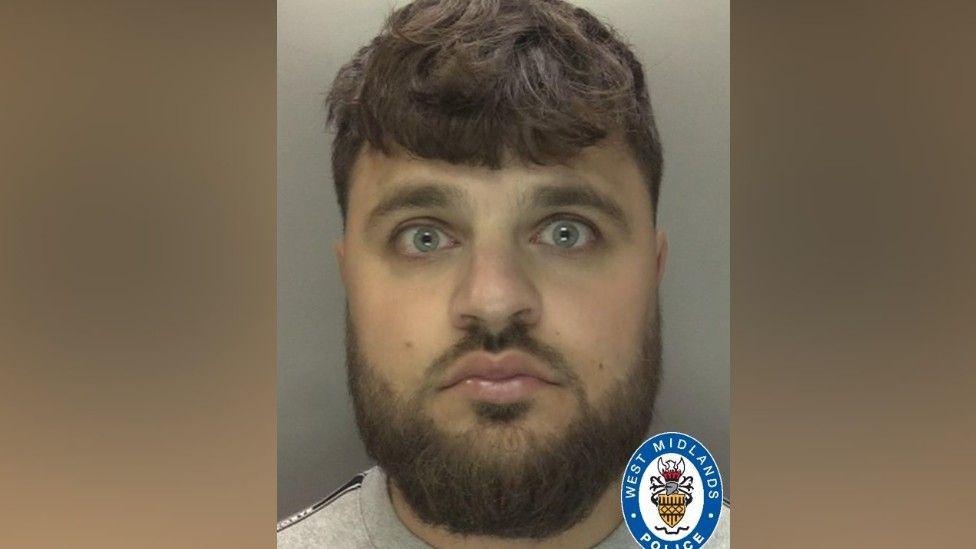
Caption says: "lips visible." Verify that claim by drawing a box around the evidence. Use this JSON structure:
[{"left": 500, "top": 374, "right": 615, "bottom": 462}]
[{"left": 438, "top": 351, "right": 560, "bottom": 391}]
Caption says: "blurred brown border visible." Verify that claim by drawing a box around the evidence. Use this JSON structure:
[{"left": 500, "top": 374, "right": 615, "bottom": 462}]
[
  {"left": 733, "top": 1, "right": 976, "bottom": 547},
  {"left": 0, "top": 1, "right": 276, "bottom": 548}
]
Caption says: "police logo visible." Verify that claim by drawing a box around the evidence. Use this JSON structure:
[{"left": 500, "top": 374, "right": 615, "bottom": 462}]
[{"left": 621, "top": 432, "right": 723, "bottom": 548}]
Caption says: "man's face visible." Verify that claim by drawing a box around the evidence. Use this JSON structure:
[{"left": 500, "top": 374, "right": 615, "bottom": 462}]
[{"left": 336, "top": 139, "right": 668, "bottom": 536}]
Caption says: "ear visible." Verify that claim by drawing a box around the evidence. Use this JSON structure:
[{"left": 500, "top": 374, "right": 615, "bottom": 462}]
[
  {"left": 333, "top": 239, "right": 347, "bottom": 287},
  {"left": 654, "top": 229, "right": 669, "bottom": 285}
]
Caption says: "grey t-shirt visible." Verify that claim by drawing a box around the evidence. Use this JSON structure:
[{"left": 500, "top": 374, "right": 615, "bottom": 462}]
[{"left": 277, "top": 466, "right": 731, "bottom": 548}]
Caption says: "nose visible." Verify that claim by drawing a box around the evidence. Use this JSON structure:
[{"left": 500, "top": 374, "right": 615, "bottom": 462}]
[{"left": 449, "top": 243, "right": 542, "bottom": 334}]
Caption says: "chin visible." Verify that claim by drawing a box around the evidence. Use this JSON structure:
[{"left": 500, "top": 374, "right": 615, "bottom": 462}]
[{"left": 450, "top": 402, "right": 574, "bottom": 446}]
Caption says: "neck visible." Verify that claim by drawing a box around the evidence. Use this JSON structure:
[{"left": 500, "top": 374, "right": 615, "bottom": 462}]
[{"left": 388, "top": 472, "right": 624, "bottom": 549}]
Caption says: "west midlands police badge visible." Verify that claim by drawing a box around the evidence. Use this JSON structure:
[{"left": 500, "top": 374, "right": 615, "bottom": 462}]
[{"left": 620, "top": 432, "right": 723, "bottom": 548}]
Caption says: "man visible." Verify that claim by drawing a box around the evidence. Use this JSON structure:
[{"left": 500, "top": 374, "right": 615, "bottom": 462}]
[{"left": 278, "top": 0, "right": 730, "bottom": 546}]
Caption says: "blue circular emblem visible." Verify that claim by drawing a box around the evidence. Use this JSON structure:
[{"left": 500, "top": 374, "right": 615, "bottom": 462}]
[{"left": 620, "top": 432, "right": 723, "bottom": 548}]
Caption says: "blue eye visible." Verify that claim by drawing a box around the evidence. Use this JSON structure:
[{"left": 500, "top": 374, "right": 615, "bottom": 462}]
[
  {"left": 536, "top": 219, "right": 595, "bottom": 249},
  {"left": 396, "top": 225, "right": 451, "bottom": 255}
]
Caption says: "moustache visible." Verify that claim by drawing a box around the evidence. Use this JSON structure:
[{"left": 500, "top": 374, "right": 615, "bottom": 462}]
[{"left": 423, "top": 322, "right": 578, "bottom": 390}]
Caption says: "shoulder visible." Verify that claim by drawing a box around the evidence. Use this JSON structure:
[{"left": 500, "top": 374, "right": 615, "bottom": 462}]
[
  {"left": 276, "top": 471, "right": 371, "bottom": 548},
  {"left": 703, "top": 501, "right": 732, "bottom": 548}
]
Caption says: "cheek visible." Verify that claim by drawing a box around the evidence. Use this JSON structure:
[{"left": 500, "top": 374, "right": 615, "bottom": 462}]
[
  {"left": 542, "top": 257, "right": 654, "bottom": 398},
  {"left": 346, "top": 259, "right": 451, "bottom": 392}
]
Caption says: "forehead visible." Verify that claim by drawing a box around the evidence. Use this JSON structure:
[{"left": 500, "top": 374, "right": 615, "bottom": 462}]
[{"left": 345, "top": 139, "right": 652, "bottom": 225}]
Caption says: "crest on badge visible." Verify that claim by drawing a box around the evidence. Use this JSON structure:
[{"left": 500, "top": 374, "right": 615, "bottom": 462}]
[{"left": 650, "top": 457, "right": 694, "bottom": 533}]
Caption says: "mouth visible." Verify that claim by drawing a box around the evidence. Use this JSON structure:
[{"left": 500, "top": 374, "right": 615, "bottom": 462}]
[
  {"left": 438, "top": 351, "right": 561, "bottom": 404},
  {"left": 446, "top": 375, "right": 555, "bottom": 404}
]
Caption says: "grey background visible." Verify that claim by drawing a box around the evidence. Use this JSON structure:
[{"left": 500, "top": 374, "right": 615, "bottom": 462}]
[{"left": 278, "top": 0, "right": 729, "bottom": 519}]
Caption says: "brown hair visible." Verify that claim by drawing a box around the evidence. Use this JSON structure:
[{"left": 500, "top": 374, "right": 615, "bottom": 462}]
[{"left": 326, "top": 0, "right": 663, "bottom": 225}]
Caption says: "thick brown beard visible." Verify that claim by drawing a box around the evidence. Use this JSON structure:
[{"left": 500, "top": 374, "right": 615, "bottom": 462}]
[{"left": 345, "top": 303, "right": 661, "bottom": 539}]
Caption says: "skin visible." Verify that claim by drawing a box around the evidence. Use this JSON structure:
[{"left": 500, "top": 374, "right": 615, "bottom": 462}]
[{"left": 335, "top": 139, "right": 668, "bottom": 548}]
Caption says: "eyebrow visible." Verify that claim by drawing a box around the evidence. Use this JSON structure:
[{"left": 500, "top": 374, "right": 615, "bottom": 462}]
[
  {"left": 529, "top": 184, "right": 632, "bottom": 235},
  {"left": 363, "top": 180, "right": 632, "bottom": 236},
  {"left": 365, "top": 183, "right": 468, "bottom": 231}
]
